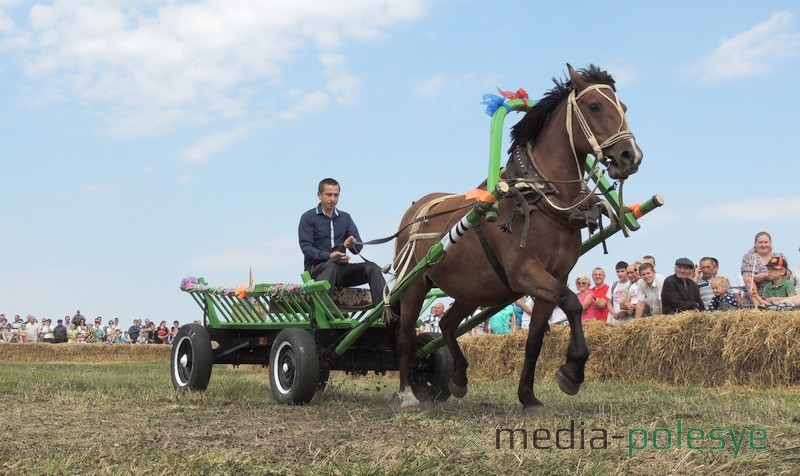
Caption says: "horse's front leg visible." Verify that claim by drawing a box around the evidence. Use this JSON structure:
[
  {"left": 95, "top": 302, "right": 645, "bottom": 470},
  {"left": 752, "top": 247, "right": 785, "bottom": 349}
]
[
  {"left": 556, "top": 289, "right": 589, "bottom": 395},
  {"left": 438, "top": 301, "right": 477, "bottom": 399},
  {"left": 396, "top": 291, "right": 427, "bottom": 411},
  {"left": 518, "top": 300, "right": 555, "bottom": 415}
]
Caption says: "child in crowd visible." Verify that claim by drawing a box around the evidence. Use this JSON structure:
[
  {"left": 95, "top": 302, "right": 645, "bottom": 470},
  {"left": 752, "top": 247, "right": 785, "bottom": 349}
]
[
  {"left": 1, "top": 321, "right": 12, "bottom": 343},
  {"left": 751, "top": 257, "right": 796, "bottom": 308},
  {"left": 67, "top": 324, "right": 78, "bottom": 343},
  {"left": 707, "top": 276, "right": 739, "bottom": 311}
]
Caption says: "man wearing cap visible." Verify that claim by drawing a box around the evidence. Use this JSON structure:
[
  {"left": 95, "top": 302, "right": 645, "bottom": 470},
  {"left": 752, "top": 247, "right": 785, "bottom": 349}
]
[
  {"left": 53, "top": 319, "right": 68, "bottom": 344},
  {"left": 71, "top": 310, "right": 85, "bottom": 327},
  {"left": 661, "top": 258, "right": 704, "bottom": 315}
]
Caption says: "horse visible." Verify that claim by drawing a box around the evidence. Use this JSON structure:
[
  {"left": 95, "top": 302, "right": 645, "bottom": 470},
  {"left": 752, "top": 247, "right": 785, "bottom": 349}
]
[{"left": 391, "top": 64, "right": 643, "bottom": 414}]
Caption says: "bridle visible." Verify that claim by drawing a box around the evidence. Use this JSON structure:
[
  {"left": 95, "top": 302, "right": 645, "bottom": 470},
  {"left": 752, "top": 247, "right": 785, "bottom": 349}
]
[
  {"left": 514, "top": 82, "right": 637, "bottom": 238},
  {"left": 566, "top": 83, "right": 636, "bottom": 180}
]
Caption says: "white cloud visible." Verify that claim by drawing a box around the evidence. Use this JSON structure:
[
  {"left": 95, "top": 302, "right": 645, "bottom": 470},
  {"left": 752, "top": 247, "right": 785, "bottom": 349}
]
[
  {"left": 182, "top": 126, "right": 249, "bottom": 162},
  {"left": 414, "top": 73, "right": 446, "bottom": 98},
  {"left": 0, "top": 9, "right": 14, "bottom": 33},
  {"left": 5, "top": 0, "right": 430, "bottom": 133},
  {"left": 320, "top": 53, "right": 361, "bottom": 106},
  {"left": 690, "top": 11, "right": 800, "bottom": 81},
  {"left": 279, "top": 90, "right": 330, "bottom": 120},
  {"left": 696, "top": 196, "right": 800, "bottom": 221}
]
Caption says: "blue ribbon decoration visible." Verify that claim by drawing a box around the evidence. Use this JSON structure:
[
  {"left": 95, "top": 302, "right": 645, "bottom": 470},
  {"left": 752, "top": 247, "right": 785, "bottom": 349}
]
[{"left": 480, "top": 93, "right": 509, "bottom": 116}]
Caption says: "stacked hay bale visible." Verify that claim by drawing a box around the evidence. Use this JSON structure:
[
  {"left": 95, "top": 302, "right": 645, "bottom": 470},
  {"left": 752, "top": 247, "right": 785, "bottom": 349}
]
[
  {"left": 0, "top": 343, "right": 171, "bottom": 364},
  {"left": 459, "top": 311, "right": 800, "bottom": 387}
]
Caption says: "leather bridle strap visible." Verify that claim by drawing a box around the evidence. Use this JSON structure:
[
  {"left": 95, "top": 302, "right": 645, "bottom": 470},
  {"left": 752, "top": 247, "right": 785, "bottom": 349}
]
[{"left": 566, "top": 83, "right": 636, "bottom": 174}]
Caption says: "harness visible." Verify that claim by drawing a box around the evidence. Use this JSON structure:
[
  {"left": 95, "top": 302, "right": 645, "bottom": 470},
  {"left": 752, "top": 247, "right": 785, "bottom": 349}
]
[{"left": 389, "top": 82, "right": 637, "bottom": 292}]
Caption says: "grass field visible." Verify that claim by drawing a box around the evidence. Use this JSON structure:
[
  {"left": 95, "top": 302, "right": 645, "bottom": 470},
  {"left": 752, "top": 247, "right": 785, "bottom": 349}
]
[{"left": 1, "top": 361, "right": 799, "bottom": 475}]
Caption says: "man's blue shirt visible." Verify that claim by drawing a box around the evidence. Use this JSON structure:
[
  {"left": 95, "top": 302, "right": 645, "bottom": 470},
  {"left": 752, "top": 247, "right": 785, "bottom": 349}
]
[{"left": 298, "top": 204, "right": 363, "bottom": 270}]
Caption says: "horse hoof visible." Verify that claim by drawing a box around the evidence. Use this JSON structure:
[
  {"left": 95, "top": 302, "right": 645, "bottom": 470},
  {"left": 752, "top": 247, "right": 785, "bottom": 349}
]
[
  {"left": 400, "top": 401, "right": 423, "bottom": 412},
  {"left": 398, "top": 388, "right": 422, "bottom": 412},
  {"left": 522, "top": 404, "right": 545, "bottom": 417},
  {"left": 557, "top": 369, "right": 581, "bottom": 395},
  {"left": 448, "top": 379, "right": 468, "bottom": 399}
]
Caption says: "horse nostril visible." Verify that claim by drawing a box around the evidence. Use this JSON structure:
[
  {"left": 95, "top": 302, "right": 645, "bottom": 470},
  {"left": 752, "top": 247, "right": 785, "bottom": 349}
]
[{"left": 620, "top": 149, "right": 633, "bottom": 160}]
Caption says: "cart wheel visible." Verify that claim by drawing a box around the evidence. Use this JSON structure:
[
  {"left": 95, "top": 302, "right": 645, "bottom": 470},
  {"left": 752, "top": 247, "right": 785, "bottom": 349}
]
[
  {"left": 171, "top": 323, "right": 213, "bottom": 391},
  {"left": 269, "top": 328, "right": 320, "bottom": 405},
  {"left": 318, "top": 368, "right": 331, "bottom": 391},
  {"left": 410, "top": 332, "right": 454, "bottom": 403}
]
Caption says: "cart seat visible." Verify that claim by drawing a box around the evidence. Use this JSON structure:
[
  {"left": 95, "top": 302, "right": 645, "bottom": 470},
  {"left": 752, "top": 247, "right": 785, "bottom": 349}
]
[{"left": 330, "top": 287, "right": 373, "bottom": 311}]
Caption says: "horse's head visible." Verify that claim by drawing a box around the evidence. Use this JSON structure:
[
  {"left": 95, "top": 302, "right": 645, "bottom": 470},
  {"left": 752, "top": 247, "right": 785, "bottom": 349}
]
[{"left": 566, "top": 64, "right": 642, "bottom": 180}]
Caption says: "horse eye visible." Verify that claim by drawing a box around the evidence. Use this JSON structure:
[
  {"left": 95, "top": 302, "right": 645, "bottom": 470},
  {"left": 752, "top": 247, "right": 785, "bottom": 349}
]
[{"left": 588, "top": 103, "right": 600, "bottom": 112}]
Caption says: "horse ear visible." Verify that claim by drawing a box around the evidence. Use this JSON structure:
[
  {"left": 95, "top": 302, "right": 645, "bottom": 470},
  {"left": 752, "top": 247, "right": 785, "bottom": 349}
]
[{"left": 567, "top": 63, "right": 588, "bottom": 91}]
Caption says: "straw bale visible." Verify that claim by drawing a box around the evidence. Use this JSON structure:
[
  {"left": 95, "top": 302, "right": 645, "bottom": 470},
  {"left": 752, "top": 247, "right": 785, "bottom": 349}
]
[
  {"left": 0, "top": 343, "right": 171, "bottom": 364},
  {"left": 460, "top": 310, "right": 800, "bottom": 388}
]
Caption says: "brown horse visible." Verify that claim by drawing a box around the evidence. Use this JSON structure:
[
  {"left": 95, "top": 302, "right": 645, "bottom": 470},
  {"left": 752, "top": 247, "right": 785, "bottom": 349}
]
[{"left": 392, "top": 64, "right": 642, "bottom": 413}]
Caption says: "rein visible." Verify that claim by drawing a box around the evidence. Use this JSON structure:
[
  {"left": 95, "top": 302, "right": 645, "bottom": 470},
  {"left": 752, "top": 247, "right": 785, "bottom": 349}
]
[{"left": 349, "top": 200, "right": 475, "bottom": 248}]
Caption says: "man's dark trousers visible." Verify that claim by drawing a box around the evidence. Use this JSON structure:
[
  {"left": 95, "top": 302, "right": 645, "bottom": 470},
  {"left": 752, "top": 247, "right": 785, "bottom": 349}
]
[{"left": 309, "top": 261, "right": 386, "bottom": 305}]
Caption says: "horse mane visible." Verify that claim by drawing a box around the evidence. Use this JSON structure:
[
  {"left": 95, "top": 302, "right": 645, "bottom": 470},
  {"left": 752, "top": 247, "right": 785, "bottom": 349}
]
[{"left": 508, "top": 65, "right": 616, "bottom": 153}]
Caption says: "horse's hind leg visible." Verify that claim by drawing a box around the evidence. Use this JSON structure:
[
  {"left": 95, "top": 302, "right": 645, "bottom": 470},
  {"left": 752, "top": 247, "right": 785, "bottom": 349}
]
[
  {"left": 555, "top": 289, "right": 589, "bottom": 395},
  {"left": 517, "top": 300, "right": 555, "bottom": 415},
  {"left": 438, "top": 301, "right": 477, "bottom": 399}
]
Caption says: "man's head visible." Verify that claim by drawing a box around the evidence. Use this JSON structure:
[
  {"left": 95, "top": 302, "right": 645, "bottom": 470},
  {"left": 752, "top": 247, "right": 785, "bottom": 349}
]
[
  {"left": 26, "top": 314, "right": 35, "bottom": 323},
  {"left": 431, "top": 302, "right": 445, "bottom": 317},
  {"left": 699, "top": 257, "right": 718, "bottom": 280},
  {"left": 592, "top": 268, "right": 606, "bottom": 286},
  {"left": 639, "top": 262, "right": 656, "bottom": 284},
  {"left": 674, "top": 258, "right": 694, "bottom": 280},
  {"left": 626, "top": 263, "right": 640, "bottom": 283},
  {"left": 317, "top": 178, "right": 341, "bottom": 215},
  {"left": 615, "top": 261, "right": 629, "bottom": 282},
  {"left": 14, "top": 315, "right": 21, "bottom": 322},
  {"left": 642, "top": 255, "right": 656, "bottom": 267}
]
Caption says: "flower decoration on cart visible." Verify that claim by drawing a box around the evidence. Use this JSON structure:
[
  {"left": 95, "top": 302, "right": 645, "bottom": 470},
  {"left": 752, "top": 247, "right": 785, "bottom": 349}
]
[
  {"left": 180, "top": 277, "right": 303, "bottom": 300},
  {"left": 480, "top": 87, "right": 529, "bottom": 116}
]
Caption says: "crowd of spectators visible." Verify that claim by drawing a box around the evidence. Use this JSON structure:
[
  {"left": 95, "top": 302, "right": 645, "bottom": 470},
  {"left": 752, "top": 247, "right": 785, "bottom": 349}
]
[
  {"left": 421, "top": 231, "right": 798, "bottom": 334},
  {"left": 0, "top": 310, "right": 182, "bottom": 345}
]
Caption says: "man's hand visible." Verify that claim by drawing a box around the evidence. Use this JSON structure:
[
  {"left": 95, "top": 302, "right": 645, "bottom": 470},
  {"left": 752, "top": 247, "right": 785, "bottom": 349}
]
[
  {"left": 329, "top": 251, "right": 349, "bottom": 263},
  {"left": 343, "top": 236, "right": 357, "bottom": 249}
]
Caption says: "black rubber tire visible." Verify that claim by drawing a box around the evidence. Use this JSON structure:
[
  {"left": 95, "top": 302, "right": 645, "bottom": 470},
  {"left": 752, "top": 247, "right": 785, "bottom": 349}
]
[
  {"left": 410, "top": 332, "right": 454, "bottom": 403},
  {"left": 171, "top": 323, "right": 213, "bottom": 391},
  {"left": 269, "top": 328, "right": 320, "bottom": 405}
]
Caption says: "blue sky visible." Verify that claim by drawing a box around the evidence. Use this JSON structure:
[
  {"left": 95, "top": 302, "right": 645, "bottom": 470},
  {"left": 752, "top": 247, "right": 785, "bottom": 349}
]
[{"left": 1, "top": 0, "right": 799, "bottom": 328}]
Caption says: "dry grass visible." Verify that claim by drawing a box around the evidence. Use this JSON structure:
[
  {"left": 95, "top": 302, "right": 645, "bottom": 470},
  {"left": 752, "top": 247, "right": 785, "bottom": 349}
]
[
  {"left": 1, "top": 362, "right": 798, "bottom": 475},
  {"left": 460, "top": 311, "right": 800, "bottom": 387}
]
